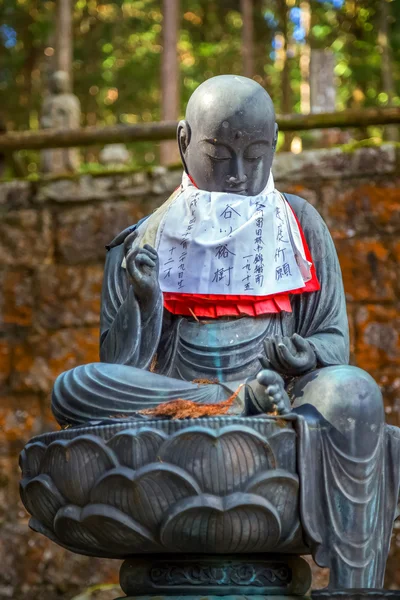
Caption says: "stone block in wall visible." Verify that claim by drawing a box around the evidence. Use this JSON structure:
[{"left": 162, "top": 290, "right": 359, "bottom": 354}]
[
  {"left": 150, "top": 167, "right": 182, "bottom": 195},
  {"left": 11, "top": 328, "right": 99, "bottom": 393},
  {"left": 0, "top": 180, "right": 33, "bottom": 208},
  {"left": 115, "top": 171, "right": 152, "bottom": 196},
  {"left": 336, "top": 238, "right": 398, "bottom": 302},
  {"left": 274, "top": 144, "right": 396, "bottom": 182},
  {"left": 0, "top": 270, "right": 33, "bottom": 328},
  {"left": 36, "top": 174, "right": 115, "bottom": 203},
  {"left": 354, "top": 304, "right": 400, "bottom": 374},
  {"left": 0, "top": 394, "right": 42, "bottom": 456},
  {"left": 323, "top": 179, "right": 400, "bottom": 239},
  {"left": 0, "top": 209, "right": 53, "bottom": 267},
  {"left": 374, "top": 368, "right": 400, "bottom": 427},
  {"left": 35, "top": 265, "right": 103, "bottom": 329},
  {"left": 56, "top": 201, "right": 153, "bottom": 264}
]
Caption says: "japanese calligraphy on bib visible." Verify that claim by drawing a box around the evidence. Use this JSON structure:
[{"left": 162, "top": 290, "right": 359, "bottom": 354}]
[{"left": 154, "top": 173, "right": 312, "bottom": 297}]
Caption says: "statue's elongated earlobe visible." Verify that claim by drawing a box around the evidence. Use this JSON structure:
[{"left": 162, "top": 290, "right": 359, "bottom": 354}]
[
  {"left": 177, "top": 120, "right": 191, "bottom": 172},
  {"left": 272, "top": 123, "right": 279, "bottom": 152}
]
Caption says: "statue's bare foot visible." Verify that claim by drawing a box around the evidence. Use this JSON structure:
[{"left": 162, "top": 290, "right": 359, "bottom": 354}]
[{"left": 246, "top": 369, "right": 291, "bottom": 415}]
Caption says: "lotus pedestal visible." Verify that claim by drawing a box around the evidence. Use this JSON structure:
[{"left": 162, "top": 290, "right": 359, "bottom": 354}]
[{"left": 19, "top": 415, "right": 315, "bottom": 599}]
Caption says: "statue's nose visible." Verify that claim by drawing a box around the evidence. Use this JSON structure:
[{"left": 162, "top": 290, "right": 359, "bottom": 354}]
[
  {"left": 227, "top": 171, "right": 248, "bottom": 185},
  {"left": 227, "top": 157, "right": 248, "bottom": 184}
]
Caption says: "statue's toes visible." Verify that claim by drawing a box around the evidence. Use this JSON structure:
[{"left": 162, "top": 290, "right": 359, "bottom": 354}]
[{"left": 257, "top": 369, "right": 285, "bottom": 390}]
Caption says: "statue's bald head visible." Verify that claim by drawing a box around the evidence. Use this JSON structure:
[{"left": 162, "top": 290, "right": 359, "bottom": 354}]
[{"left": 178, "top": 75, "right": 278, "bottom": 196}]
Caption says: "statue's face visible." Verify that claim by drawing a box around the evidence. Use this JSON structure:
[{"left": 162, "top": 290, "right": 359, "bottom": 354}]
[{"left": 178, "top": 76, "right": 277, "bottom": 196}]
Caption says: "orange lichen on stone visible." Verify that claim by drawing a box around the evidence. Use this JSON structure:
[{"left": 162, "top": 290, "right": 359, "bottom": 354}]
[
  {"left": 324, "top": 182, "right": 400, "bottom": 239},
  {"left": 0, "top": 395, "right": 42, "bottom": 452},
  {"left": 336, "top": 238, "right": 397, "bottom": 302},
  {"left": 0, "top": 270, "right": 33, "bottom": 326},
  {"left": 0, "top": 340, "right": 11, "bottom": 388},
  {"left": 12, "top": 328, "right": 99, "bottom": 393},
  {"left": 192, "top": 377, "right": 219, "bottom": 385},
  {"left": 355, "top": 305, "right": 400, "bottom": 373},
  {"left": 139, "top": 384, "right": 244, "bottom": 419}
]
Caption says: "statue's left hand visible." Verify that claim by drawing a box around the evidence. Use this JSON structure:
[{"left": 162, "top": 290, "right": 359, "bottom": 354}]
[{"left": 261, "top": 333, "right": 317, "bottom": 376}]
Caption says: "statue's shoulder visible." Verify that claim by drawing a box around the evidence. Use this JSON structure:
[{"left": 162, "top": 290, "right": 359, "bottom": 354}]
[
  {"left": 283, "top": 192, "right": 327, "bottom": 234},
  {"left": 106, "top": 216, "right": 150, "bottom": 251}
]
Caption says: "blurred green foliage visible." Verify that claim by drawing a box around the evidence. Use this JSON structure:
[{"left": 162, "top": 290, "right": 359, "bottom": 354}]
[{"left": 0, "top": 0, "right": 399, "bottom": 169}]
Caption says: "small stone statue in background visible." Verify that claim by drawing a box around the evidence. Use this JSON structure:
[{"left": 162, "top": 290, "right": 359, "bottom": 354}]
[{"left": 40, "top": 71, "right": 81, "bottom": 174}]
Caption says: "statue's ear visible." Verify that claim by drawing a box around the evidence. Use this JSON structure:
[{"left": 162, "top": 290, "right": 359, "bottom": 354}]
[
  {"left": 177, "top": 120, "right": 191, "bottom": 171},
  {"left": 272, "top": 122, "right": 279, "bottom": 152}
]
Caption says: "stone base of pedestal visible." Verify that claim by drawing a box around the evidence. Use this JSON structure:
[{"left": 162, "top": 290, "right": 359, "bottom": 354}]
[
  {"left": 117, "top": 596, "right": 310, "bottom": 600},
  {"left": 119, "top": 555, "right": 311, "bottom": 598},
  {"left": 312, "top": 591, "right": 400, "bottom": 600}
]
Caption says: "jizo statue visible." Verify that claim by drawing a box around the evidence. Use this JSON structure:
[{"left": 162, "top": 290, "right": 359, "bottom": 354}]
[
  {"left": 27, "top": 76, "right": 400, "bottom": 591},
  {"left": 40, "top": 71, "right": 81, "bottom": 174}
]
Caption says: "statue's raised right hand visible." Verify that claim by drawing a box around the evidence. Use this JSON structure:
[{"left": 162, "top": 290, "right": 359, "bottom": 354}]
[{"left": 124, "top": 230, "right": 160, "bottom": 307}]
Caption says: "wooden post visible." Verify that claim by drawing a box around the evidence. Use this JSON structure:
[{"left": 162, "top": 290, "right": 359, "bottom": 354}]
[
  {"left": 55, "top": 0, "right": 73, "bottom": 84},
  {"left": 241, "top": 0, "right": 254, "bottom": 78},
  {"left": 160, "top": 0, "right": 180, "bottom": 166},
  {"left": 299, "top": 1, "right": 311, "bottom": 115},
  {"left": 378, "top": 0, "right": 398, "bottom": 141},
  {"left": 310, "top": 50, "right": 336, "bottom": 114},
  {"left": 278, "top": 0, "right": 292, "bottom": 150},
  {"left": 309, "top": 49, "right": 339, "bottom": 146}
]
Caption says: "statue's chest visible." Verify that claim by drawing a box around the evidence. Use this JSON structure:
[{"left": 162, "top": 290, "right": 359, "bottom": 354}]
[{"left": 170, "top": 315, "right": 293, "bottom": 382}]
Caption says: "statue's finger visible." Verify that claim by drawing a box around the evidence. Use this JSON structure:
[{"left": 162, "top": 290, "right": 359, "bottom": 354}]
[
  {"left": 283, "top": 336, "right": 297, "bottom": 355},
  {"left": 123, "top": 229, "right": 139, "bottom": 255},
  {"left": 292, "top": 333, "right": 308, "bottom": 352},
  {"left": 125, "top": 246, "right": 139, "bottom": 267},
  {"left": 258, "top": 353, "right": 271, "bottom": 370},
  {"left": 136, "top": 254, "right": 156, "bottom": 269},
  {"left": 264, "top": 339, "right": 282, "bottom": 370},
  {"left": 142, "top": 243, "right": 158, "bottom": 257},
  {"left": 277, "top": 343, "right": 298, "bottom": 366}
]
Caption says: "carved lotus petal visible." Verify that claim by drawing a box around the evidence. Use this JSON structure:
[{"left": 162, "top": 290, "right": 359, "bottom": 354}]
[
  {"left": 160, "top": 493, "right": 281, "bottom": 553},
  {"left": 19, "top": 442, "right": 47, "bottom": 479},
  {"left": 107, "top": 428, "right": 167, "bottom": 469},
  {"left": 54, "top": 504, "right": 157, "bottom": 556},
  {"left": 158, "top": 426, "right": 275, "bottom": 494},
  {"left": 90, "top": 464, "right": 201, "bottom": 531},
  {"left": 268, "top": 430, "right": 297, "bottom": 472},
  {"left": 20, "top": 474, "right": 65, "bottom": 529},
  {"left": 54, "top": 505, "right": 105, "bottom": 550},
  {"left": 41, "top": 435, "right": 118, "bottom": 506},
  {"left": 246, "top": 469, "right": 299, "bottom": 540}
]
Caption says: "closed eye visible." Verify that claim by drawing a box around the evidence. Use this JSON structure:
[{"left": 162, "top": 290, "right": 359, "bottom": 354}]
[
  {"left": 206, "top": 154, "right": 231, "bottom": 161},
  {"left": 244, "top": 141, "right": 269, "bottom": 161}
]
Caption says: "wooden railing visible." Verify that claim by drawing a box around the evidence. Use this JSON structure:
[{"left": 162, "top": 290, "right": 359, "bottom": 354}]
[{"left": 0, "top": 108, "right": 399, "bottom": 151}]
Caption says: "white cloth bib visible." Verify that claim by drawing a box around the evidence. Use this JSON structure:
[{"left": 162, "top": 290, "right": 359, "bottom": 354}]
[{"left": 153, "top": 173, "right": 312, "bottom": 297}]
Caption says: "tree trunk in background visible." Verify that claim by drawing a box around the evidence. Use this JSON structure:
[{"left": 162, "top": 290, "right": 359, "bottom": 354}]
[
  {"left": 379, "top": 0, "right": 398, "bottom": 141},
  {"left": 299, "top": 0, "right": 311, "bottom": 115},
  {"left": 278, "top": 0, "right": 292, "bottom": 150},
  {"left": 55, "top": 0, "right": 73, "bottom": 84},
  {"left": 160, "top": 0, "right": 180, "bottom": 166},
  {"left": 310, "top": 49, "right": 340, "bottom": 146},
  {"left": 241, "top": 0, "right": 254, "bottom": 78}
]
